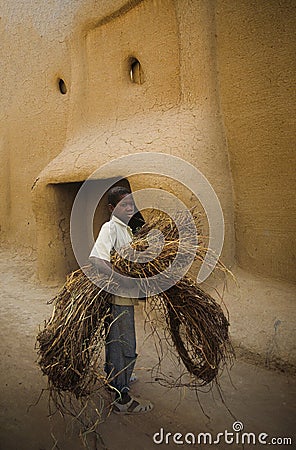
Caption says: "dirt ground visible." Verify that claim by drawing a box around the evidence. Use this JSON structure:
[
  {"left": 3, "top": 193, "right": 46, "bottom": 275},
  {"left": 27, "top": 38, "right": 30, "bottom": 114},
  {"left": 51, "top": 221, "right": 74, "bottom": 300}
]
[{"left": 0, "top": 249, "right": 295, "bottom": 450}]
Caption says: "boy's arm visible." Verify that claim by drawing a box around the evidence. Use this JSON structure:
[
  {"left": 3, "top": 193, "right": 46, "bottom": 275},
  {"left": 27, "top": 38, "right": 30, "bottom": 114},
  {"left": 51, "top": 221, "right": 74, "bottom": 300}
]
[
  {"left": 89, "top": 223, "right": 118, "bottom": 278},
  {"left": 89, "top": 223, "right": 112, "bottom": 262}
]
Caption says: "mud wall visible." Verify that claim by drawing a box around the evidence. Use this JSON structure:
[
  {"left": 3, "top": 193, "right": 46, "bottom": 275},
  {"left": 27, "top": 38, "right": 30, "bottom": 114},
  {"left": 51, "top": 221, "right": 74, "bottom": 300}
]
[{"left": 0, "top": 0, "right": 295, "bottom": 285}]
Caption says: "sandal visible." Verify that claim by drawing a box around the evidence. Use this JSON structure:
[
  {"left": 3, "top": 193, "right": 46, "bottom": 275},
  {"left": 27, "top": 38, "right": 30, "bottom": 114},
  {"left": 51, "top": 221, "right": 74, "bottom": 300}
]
[
  {"left": 113, "top": 397, "right": 154, "bottom": 415},
  {"left": 130, "top": 372, "right": 138, "bottom": 384}
]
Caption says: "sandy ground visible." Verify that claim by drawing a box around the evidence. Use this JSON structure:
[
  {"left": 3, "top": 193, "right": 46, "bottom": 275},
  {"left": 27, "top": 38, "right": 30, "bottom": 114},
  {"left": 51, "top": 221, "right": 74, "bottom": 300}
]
[{"left": 0, "top": 249, "right": 295, "bottom": 450}]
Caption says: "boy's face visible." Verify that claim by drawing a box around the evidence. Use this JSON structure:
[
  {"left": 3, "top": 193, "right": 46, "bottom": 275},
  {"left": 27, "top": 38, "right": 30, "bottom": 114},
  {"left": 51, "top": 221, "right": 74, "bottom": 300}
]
[{"left": 109, "top": 193, "right": 135, "bottom": 224}]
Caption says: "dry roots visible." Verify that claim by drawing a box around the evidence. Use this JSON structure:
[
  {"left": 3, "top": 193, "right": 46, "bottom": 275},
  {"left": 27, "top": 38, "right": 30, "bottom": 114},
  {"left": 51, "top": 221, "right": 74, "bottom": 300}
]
[
  {"left": 163, "top": 277, "right": 231, "bottom": 385},
  {"left": 37, "top": 268, "right": 113, "bottom": 397},
  {"left": 36, "top": 209, "right": 234, "bottom": 404}
]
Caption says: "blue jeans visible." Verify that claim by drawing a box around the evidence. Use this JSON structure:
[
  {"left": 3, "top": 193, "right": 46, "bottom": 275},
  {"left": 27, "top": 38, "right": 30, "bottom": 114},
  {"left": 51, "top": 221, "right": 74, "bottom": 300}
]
[{"left": 104, "top": 304, "right": 137, "bottom": 394}]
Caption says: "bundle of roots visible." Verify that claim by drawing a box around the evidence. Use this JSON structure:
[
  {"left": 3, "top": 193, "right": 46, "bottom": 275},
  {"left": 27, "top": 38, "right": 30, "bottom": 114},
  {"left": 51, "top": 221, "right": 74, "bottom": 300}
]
[
  {"left": 164, "top": 277, "right": 231, "bottom": 385},
  {"left": 110, "top": 210, "right": 233, "bottom": 385},
  {"left": 37, "top": 268, "right": 113, "bottom": 397},
  {"left": 36, "top": 209, "right": 233, "bottom": 398}
]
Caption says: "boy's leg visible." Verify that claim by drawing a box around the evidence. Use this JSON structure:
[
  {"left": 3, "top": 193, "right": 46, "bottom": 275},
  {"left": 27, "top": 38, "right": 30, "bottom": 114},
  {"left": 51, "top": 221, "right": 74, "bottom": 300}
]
[{"left": 105, "top": 304, "right": 137, "bottom": 395}]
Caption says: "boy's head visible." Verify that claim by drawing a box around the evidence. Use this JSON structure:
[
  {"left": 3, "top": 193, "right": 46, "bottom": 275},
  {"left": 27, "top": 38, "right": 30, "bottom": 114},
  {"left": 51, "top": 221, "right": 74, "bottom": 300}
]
[{"left": 107, "top": 186, "right": 135, "bottom": 224}]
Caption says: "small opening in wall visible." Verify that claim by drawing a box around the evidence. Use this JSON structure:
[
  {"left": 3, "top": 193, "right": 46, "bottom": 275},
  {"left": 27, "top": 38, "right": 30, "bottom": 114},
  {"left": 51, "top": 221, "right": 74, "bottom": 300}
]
[
  {"left": 58, "top": 78, "right": 67, "bottom": 94},
  {"left": 129, "top": 58, "right": 144, "bottom": 85}
]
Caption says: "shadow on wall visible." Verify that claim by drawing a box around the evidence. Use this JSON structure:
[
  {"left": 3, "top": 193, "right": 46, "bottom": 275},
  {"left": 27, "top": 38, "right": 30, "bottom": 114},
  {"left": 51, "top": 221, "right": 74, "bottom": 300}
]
[{"left": 46, "top": 177, "right": 132, "bottom": 283}]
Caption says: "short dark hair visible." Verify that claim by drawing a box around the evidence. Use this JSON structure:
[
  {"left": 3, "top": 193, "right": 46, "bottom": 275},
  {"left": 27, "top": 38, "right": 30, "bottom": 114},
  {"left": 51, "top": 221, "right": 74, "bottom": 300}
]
[{"left": 108, "top": 186, "right": 131, "bottom": 206}]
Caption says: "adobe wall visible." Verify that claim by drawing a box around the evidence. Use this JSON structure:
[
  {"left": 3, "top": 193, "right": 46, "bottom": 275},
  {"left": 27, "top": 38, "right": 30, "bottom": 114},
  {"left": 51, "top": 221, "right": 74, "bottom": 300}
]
[
  {"left": 1, "top": 0, "right": 235, "bottom": 279},
  {"left": 216, "top": 0, "right": 296, "bottom": 283},
  {"left": 0, "top": 0, "right": 295, "bottom": 368}
]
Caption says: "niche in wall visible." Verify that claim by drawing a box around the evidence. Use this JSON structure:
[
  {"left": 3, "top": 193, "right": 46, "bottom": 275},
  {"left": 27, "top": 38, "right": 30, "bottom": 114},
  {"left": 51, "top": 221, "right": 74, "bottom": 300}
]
[{"left": 48, "top": 177, "right": 132, "bottom": 280}]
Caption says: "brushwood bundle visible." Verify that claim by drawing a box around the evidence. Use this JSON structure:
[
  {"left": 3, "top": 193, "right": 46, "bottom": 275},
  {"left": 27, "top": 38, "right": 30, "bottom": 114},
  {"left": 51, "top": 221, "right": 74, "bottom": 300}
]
[
  {"left": 36, "top": 209, "right": 233, "bottom": 399},
  {"left": 110, "top": 210, "right": 233, "bottom": 385}
]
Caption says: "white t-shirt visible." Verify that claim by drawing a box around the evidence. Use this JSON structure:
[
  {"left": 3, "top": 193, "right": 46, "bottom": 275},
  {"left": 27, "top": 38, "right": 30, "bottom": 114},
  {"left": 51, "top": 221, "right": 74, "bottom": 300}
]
[{"left": 90, "top": 214, "right": 139, "bottom": 305}]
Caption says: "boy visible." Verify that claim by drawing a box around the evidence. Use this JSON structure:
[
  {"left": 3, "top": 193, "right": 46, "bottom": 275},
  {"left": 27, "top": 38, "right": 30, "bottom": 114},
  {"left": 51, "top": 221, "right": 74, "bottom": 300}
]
[{"left": 89, "top": 186, "right": 153, "bottom": 414}]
